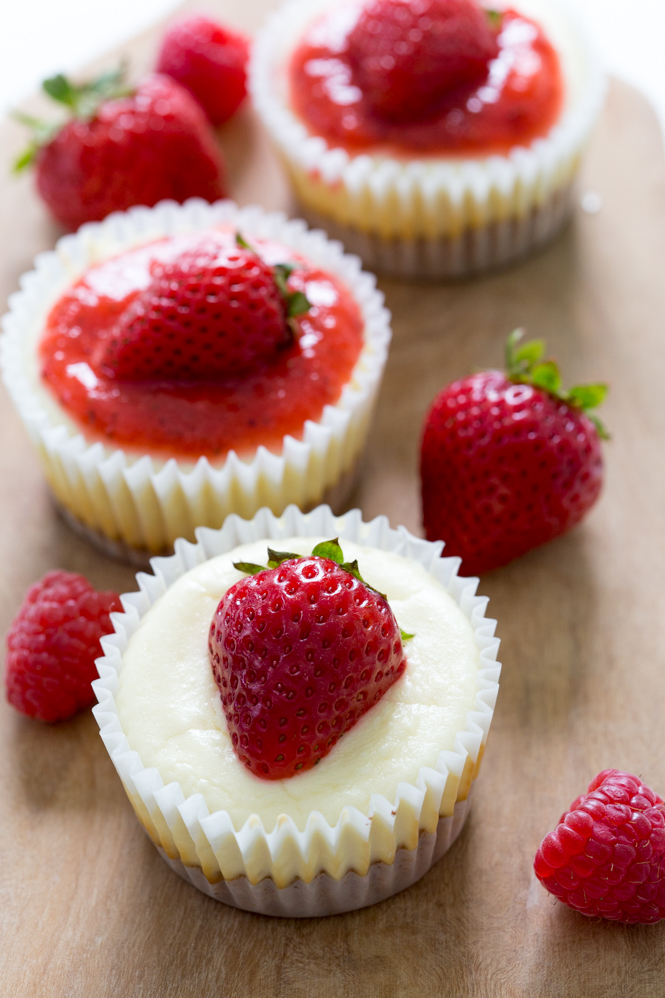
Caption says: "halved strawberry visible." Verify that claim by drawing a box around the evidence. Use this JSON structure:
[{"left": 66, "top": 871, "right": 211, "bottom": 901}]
[{"left": 209, "top": 539, "right": 411, "bottom": 779}]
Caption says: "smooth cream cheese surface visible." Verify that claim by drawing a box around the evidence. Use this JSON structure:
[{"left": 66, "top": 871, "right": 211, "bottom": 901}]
[{"left": 116, "top": 538, "right": 480, "bottom": 831}]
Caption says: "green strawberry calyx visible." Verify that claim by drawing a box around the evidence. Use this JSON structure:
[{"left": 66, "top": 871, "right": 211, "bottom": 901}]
[
  {"left": 236, "top": 232, "right": 311, "bottom": 331},
  {"left": 233, "top": 538, "right": 414, "bottom": 644},
  {"left": 13, "top": 65, "right": 132, "bottom": 173},
  {"left": 505, "top": 329, "right": 610, "bottom": 440}
]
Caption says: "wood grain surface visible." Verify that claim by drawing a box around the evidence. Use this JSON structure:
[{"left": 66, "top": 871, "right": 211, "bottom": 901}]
[{"left": 2, "top": 3, "right": 665, "bottom": 995}]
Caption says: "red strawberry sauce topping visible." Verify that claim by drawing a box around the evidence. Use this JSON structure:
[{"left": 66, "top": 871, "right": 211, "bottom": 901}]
[
  {"left": 289, "top": 3, "right": 563, "bottom": 156},
  {"left": 38, "top": 231, "right": 363, "bottom": 461},
  {"left": 209, "top": 547, "right": 407, "bottom": 780}
]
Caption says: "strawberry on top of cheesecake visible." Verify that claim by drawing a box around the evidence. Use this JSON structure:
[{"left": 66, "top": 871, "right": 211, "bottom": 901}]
[
  {"left": 37, "top": 229, "right": 364, "bottom": 462},
  {"left": 115, "top": 532, "right": 481, "bottom": 827},
  {"left": 289, "top": 0, "right": 564, "bottom": 157}
]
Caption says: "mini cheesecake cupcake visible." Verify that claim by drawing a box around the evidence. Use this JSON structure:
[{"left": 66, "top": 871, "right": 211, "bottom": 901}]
[
  {"left": 93, "top": 505, "right": 501, "bottom": 916},
  {"left": 0, "top": 200, "right": 391, "bottom": 561},
  {"left": 251, "top": 0, "right": 604, "bottom": 278}
]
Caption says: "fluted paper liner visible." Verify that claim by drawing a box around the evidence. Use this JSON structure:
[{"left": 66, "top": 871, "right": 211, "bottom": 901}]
[
  {"left": 0, "top": 200, "right": 391, "bottom": 557},
  {"left": 250, "top": 0, "right": 605, "bottom": 277},
  {"left": 92, "top": 504, "right": 501, "bottom": 916}
]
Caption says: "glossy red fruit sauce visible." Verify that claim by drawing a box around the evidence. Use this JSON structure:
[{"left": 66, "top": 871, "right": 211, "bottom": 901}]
[
  {"left": 38, "top": 231, "right": 364, "bottom": 462},
  {"left": 289, "top": 5, "right": 563, "bottom": 157}
]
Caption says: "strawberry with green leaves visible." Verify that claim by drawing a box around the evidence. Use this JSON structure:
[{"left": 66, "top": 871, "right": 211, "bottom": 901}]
[
  {"left": 420, "top": 330, "right": 608, "bottom": 575},
  {"left": 209, "top": 538, "right": 411, "bottom": 780},
  {"left": 15, "top": 68, "right": 225, "bottom": 231},
  {"left": 98, "top": 231, "right": 311, "bottom": 382}
]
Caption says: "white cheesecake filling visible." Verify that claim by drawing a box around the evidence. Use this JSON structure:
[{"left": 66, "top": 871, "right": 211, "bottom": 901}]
[{"left": 116, "top": 537, "right": 480, "bottom": 831}]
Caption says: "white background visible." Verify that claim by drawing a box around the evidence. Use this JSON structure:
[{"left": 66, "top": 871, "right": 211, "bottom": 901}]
[{"left": 1, "top": 0, "right": 665, "bottom": 139}]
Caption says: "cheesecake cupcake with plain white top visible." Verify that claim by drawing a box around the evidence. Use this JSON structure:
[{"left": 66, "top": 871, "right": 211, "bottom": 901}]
[
  {"left": 0, "top": 200, "right": 391, "bottom": 561},
  {"left": 251, "top": 0, "right": 604, "bottom": 278},
  {"left": 93, "top": 504, "right": 501, "bottom": 917}
]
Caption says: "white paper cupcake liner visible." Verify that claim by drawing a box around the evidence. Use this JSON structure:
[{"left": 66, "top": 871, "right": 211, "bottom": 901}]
[
  {"left": 157, "top": 796, "right": 471, "bottom": 916},
  {"left": 92, "top": 504, "right": 501, "bottom": 917},
  {"left": 250, "top": 0, "right": 605, "bottom": 278},
  {"left": 0, "top": 200, "right": 391, "bottom": 557}
]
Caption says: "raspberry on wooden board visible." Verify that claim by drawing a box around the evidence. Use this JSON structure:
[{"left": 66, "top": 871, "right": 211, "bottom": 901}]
[
  {"left": 534, "top": 770, "right": 665, "bottom": 924},
  {"left": 5, "top": 571, "right": 121, "bottom": 723},
  {"left": 420, "top": 330, "right": 608, "bottom": 575},
  {"left": 156, "top": 15, "right": 250, "bottom": 127},
  {"left": 209, "top": 540, "right": 409, "bottom": 780}
]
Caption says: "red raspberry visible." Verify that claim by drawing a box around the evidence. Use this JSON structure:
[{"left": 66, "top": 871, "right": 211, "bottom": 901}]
[
  {"left": 20, "top": 71, "right": 225, "bottom": 232},
  {"left": 156, "top": 15, "right": 250, "bottom": 127},
  {"left": 209, "top": 554, "right": 407, "bottom": 779},
  {"left": 5, "top": 571, "right": 121, "bottom": 724},
  {"left": 98, "top": 234, "right": 298, "bottom": 381},
  {"left": 347, "top": 0, "right": 499, "bottom": 122},
  {"left": 534, "top": 770, "right": 665, "bottom": 924},
  {"left": 420, "top": 332, "right": 607, "bottom": 575}
]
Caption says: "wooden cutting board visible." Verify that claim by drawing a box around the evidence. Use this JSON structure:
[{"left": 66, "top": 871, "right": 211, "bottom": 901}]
[{"left": 1, "top": 4, "right": 665, "bottom": 995}]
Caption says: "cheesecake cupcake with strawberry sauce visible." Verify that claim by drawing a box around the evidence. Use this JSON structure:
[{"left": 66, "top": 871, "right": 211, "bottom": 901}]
[
  {"left": 0, "top": 199, "right": 391, "bottom": 561},
  {"left": 251, "top": 0, "right": 604, "bottom": 278},
  {"left": 93, "top": 504, "right": 501, "bottom": 916}
]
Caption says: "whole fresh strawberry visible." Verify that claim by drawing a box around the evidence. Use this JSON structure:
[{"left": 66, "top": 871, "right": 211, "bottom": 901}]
[
  {"left": 15, "top": 68, "right": 225, "bottom": 231},
  {"left": 209, "top": 539, "right": 410, "bottom": 779},
  {"left": 98, "top": 232, "right": 310, "bottom": 381},
  {"left": 156, "top": 15, "right": 249, "bottom": 127},
  {"left": 347, "top": 0, "right": 500, "bottom": 122},
  {"left": 534, "top": 769, "right": 665, "bottom": 924},
  {"left": 5, "top": 570, "right": 121, "bottom": 723},
  {"left": 420, "top": 331, "right": 608, "bottom": 575}
]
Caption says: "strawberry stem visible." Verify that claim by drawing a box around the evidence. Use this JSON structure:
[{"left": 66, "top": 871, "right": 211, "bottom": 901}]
[
  {"left": 232, "top": 541, "right": 415, "bottom": 642},
  {"left": 505, "top": 329, "right": 609, "bottom": 439},
  {"left": 233, "top": 540, "right": 404, "bottom": 610},
  {"left": 12, "top": 64, "right": 131, "bottom": 173},
  {"left": 43, "top": 65, "right": 131, "bottom": 118},
  {"left": 235, "top": 232, "right": 254, "bottom": 251},
  {"left": 11, "top": 113, "right": 60, "bottom": 172},
  {"left": 311, "top": 539, "right": 344, "bottom": 563},
  {"left": 235, "top": 233, "right": 312, "bottom": 329},
  {"left": 272, "top": 262, "right": 312, "bottom": 323},
  {"left": 232, "top": 561, "right": 266, "bottom": 575},
  {"left": 266, "top": 548, "right": 302, "bottom": 568}
]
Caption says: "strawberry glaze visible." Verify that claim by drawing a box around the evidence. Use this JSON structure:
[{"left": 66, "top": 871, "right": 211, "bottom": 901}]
[
  {"left": 289, "top": 6, "right": 563, "bottom": 156},
  {"left": 39, "top": 233, "right": 364, "bottom": 461}
]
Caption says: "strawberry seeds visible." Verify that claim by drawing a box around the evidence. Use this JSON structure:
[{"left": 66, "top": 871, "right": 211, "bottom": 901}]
[
  {"left": 209, "top": 540, "right": 408, "bottom": 779},
  {"left": 38, "top": 230, "right": 364, "bottom": 461}
]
